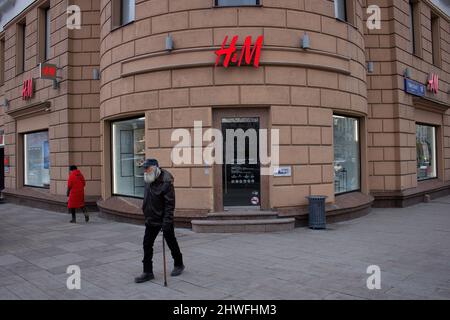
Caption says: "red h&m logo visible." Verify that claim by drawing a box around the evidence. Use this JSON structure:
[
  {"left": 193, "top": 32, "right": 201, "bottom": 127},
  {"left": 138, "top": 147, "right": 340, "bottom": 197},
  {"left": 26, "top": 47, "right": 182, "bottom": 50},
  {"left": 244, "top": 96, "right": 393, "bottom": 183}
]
[
  {"left": 22, "top": 78, "right": 34, "bottom": 100},
  {"left": 39, "top": 63, "right": 58, "bottom": 80},
  {"left": 427, "top": 73, "right": 439, "bottom": 94},
  {"left": 215, "top": 35, "right": 264, "bottom": 68}
]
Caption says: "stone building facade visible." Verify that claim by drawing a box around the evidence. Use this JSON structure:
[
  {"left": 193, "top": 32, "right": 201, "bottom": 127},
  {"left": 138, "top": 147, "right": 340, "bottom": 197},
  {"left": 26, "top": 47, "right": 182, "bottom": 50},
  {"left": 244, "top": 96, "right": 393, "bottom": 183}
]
[
  {"left": 365, "top": 0, "right": 450, "bottom": 207},
  {"left": 0, "top": 0, "right": 101, "bottom": 210},
  {"left": 0, "top": 0, "right": 448, "bottom": 232}
]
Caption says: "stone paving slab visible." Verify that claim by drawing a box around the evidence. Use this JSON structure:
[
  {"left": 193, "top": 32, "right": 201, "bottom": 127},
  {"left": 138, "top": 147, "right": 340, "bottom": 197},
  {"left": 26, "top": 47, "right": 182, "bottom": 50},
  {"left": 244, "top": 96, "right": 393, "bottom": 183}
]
[{"left": 0, "top": 197, "right": 450, "bottom": 300}]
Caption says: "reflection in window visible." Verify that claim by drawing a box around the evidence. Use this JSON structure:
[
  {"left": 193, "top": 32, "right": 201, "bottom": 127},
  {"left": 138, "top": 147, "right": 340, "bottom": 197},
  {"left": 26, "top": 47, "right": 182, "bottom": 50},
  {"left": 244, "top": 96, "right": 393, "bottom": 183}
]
[
  {"left": 335, "top": 0, "right": 347, "bottom": 21},
  {"left": 216, "top": 0, "right": 259, "bottom": 6},
  {"left": 121, "top": 0, "right": 135, "bottom": 25},
  {"left": 112, "top": 117, "right": 145, "bottom": 198},
  {"left": 24, "top": 131, "right": 50, "bottom": 188},
  {"left": 333, "top": 115, "right": 360, "bottom": 194},
  {"left": 416, "top": 124, "right": 437, "bottom": 181}
]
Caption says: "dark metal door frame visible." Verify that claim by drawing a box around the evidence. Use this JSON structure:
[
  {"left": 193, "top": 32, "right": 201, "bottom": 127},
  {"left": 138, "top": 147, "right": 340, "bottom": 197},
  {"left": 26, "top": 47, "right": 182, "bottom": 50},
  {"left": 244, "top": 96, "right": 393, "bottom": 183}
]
[{"left": 212, "top": 107, "right": 270, "bottom": 212}]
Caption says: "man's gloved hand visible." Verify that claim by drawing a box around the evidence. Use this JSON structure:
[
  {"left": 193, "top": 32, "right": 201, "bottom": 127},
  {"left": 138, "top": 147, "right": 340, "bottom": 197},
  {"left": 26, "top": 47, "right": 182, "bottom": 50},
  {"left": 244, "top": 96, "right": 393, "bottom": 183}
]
[
  {"left": 161, "top": 223, "right": 172, "bottom": 233},
  {"left": 144, "top": 217, "right": 151, "bottom": 227}
]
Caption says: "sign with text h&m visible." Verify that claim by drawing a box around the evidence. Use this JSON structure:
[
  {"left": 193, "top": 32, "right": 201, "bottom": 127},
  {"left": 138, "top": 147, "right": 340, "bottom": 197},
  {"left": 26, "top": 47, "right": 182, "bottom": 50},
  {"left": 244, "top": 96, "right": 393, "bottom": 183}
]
[
  {"left": 22, "top": 78, "right": 34, "bottom": 100},
  {"left": 39, "top": 63, "right": 58, "bottom": 80},
  {"left": 427, "top": 73, "right": 439, "bottom": 94},
  {"left": 215, "top": 35, "right": 264, "bottom": 68}
]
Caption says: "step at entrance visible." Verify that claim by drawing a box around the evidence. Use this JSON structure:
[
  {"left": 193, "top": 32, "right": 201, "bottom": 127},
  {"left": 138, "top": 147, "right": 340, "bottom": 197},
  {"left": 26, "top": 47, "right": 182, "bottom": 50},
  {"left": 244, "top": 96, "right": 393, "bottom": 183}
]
[
  {"left": 191, "top": 209, "right": 295, "bottom": 233},
  {"left": 207, "top": 211, "right": 278, "bottom": 220}
]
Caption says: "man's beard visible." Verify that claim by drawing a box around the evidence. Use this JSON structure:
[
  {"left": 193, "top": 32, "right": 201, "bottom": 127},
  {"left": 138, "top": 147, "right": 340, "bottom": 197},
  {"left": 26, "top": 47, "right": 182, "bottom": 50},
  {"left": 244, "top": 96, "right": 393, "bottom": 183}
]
[{"left": 144, "top": 167, "right": 160, "bottom": 184}]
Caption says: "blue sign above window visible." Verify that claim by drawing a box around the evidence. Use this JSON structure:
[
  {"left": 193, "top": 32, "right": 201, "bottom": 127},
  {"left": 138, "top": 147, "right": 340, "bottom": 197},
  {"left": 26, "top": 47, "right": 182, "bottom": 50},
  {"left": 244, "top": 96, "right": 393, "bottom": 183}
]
[{"left": 404, "top": 78, "right": 425, "bottom": 97}]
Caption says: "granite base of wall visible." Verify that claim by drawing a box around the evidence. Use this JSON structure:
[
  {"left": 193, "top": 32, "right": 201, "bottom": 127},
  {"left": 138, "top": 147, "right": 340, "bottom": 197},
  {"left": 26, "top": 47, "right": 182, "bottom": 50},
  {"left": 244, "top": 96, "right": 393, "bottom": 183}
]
[
  {"left": 282, "top": 192, "right": 374, "bottom": 227},
  {"left": 97, "top": 192, "right": 374, "bottom": 230},
  {"left": 372, "top": 180, "right": 450, "bottom": 208},
  {"left": 2, "top": 188, "right": 99, "bottom": 213}
]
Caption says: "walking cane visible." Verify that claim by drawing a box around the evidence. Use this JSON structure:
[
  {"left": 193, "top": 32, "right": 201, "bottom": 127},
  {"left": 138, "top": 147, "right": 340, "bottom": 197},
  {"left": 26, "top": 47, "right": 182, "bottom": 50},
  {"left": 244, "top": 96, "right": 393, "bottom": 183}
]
[{"left": 162, "top": 232, "right": 168, "bottom": 287}]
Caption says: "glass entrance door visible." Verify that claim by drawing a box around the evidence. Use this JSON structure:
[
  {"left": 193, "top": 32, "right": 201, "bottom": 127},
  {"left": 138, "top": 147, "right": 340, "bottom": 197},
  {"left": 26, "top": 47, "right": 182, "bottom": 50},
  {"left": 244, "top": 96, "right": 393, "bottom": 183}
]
[{"left": 222, "top": 117, "right": 261, "bottom": 208}]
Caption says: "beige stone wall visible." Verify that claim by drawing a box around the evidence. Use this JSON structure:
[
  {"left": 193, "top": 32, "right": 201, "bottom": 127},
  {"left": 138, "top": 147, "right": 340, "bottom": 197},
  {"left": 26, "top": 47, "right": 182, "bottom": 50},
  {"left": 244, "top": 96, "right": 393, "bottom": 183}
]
[
  {"left": 67, "top": 0, "right": 101, "bottom": 195},
  {"left": 1, "top": 0, "right": 101, "bottom": 196},
  {"left": 99, "top": 0, "right": 368, "bottom": 212},
  {"left": 0, "top": 62, "right": 4, "bottom": 132},
  {"left": 365, "top": 0, "right": 450, "bottom": 192}
]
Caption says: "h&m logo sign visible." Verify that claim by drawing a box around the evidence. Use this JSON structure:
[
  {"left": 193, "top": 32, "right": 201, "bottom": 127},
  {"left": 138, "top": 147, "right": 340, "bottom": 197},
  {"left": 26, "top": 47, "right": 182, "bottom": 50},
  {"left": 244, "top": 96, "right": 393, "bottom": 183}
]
[
  {"left": 427, "top": 73, "right": 439, "bottom": 94},
  {"left": 22, "top": 78, "right": 34, "bottom": 100},
  {"left": 215, "top": 35, "right": 264, "bottom": 68}
]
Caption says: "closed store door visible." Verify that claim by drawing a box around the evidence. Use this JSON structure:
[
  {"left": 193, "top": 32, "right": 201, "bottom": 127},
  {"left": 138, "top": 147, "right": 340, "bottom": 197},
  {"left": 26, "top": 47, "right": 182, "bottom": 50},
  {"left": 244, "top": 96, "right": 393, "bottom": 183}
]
[{"left": 222, "top": 117, "right": 261, "bottom": 208}]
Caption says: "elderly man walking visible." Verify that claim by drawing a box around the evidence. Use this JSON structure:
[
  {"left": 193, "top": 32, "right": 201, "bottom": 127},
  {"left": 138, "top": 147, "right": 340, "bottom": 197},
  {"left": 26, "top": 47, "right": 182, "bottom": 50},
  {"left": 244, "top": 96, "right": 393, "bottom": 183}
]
[{"left": 135, "top": 159, "right": 185, "bottom": 283}]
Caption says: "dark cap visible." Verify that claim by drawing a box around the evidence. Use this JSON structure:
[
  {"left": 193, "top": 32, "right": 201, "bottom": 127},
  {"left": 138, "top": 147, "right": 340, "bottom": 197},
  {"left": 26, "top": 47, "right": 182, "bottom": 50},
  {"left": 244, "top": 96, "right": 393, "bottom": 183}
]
[{"left": 142, "top": 158, "right": 159, "bottom": 169}]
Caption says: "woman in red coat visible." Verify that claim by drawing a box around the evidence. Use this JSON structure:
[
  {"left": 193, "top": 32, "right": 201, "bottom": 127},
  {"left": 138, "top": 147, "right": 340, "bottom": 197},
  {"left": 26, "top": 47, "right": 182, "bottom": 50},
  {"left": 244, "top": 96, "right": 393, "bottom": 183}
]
[{"left": 67, "top": 165, "right": 89, "bottom": 223}]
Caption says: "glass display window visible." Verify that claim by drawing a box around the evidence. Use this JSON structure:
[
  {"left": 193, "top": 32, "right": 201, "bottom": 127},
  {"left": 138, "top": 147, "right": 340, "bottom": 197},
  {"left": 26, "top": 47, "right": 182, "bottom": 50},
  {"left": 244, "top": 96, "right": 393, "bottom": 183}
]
[
  {"left": 24, "top": 131, "right": 50, "bottom": 188},
  {"left": 416, "top": 124, "right": 437, "bottom": 181},
  {"left": 333, "top": 115, "right": 360, "bottom": 194},
  {"left": 112, "top": 117, "right": 145, "bottom": 198}
]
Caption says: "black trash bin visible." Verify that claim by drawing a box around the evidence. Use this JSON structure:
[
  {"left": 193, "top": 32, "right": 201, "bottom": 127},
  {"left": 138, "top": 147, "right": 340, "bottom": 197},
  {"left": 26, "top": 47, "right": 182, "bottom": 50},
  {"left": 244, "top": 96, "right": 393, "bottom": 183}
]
[{"left": 305, "top": 195, "right": 327, "bottom": 229}]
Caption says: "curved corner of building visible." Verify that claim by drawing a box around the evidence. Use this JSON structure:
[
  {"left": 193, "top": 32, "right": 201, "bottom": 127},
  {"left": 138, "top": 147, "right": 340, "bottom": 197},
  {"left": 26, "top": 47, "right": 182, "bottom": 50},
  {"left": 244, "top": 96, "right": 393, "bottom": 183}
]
[{"left": 0, "top": 0, "right": 449, "bottom": 232}]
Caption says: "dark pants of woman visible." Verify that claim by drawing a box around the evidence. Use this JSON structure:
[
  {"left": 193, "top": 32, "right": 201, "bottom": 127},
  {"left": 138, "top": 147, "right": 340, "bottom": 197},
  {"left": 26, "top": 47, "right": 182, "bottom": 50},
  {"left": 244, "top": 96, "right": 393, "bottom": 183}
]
[{"left": 69, "top": 207, "right": 88, "bottom": 222}]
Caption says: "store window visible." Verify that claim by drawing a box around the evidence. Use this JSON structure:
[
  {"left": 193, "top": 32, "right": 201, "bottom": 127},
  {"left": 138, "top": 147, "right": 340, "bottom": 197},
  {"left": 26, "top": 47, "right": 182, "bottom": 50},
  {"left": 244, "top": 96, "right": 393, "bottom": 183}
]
[
  {"left": 333, "top": 115, "right": 360, "bottom": 194},
  {"left": 24, "top": 131, "right": 50, "bottom": 188},
  {"left": 112, "top": 117, "right": 145, "bottom": 198},
  {"left": 416, "top": 124, "right": 437, "bottom": 181},
  {"left": 216, "top": 0, "right": 259, "bottom": 6}
]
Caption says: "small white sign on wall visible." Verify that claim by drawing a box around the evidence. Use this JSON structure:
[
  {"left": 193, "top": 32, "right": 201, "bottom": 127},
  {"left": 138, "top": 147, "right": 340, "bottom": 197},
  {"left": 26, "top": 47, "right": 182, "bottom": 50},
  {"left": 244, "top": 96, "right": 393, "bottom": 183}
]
[{"left": 273, "top": 166, "right": 292, "bottom": 177}]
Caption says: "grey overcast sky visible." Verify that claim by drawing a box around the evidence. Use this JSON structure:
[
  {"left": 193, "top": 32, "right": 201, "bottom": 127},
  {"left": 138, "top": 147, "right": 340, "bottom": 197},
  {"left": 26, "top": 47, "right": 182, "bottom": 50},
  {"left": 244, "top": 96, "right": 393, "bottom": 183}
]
[{"left": 431, "top": 0, "right": 450, "bottom": 15}]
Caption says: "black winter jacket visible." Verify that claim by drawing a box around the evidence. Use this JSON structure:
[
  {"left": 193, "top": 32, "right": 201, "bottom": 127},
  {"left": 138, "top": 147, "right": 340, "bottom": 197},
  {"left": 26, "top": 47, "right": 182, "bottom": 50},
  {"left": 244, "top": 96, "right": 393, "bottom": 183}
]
[{"left": 142, "top": 169, "right": 175, "bottom": 227}]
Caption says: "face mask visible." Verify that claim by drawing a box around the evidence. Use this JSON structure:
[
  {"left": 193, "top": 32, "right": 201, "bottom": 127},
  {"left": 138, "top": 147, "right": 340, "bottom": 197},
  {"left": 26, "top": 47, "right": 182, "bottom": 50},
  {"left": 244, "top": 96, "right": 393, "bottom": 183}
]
[{"left": 144, "top": 167, "right": 160, "bottom": 184}]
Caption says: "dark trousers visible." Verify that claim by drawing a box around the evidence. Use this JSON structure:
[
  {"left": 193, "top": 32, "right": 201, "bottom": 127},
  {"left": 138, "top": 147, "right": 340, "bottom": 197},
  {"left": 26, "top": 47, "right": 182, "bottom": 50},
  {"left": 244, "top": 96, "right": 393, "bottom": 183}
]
[
  {"left": 143, "top": 224, "right": 183, "bottom": 273},
  {"left": 69, "top": 207, "right": 88, "bottom": 219}
]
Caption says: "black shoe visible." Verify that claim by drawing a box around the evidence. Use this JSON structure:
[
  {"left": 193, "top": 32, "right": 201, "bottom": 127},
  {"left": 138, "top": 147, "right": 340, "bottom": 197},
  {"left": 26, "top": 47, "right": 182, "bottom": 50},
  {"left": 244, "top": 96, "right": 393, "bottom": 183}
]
[
  {"left": 134, "top": 272, "right": 154, "bottom": 283},
  {"left": 70, "top": 219, "right": 76, "bottom": 223},
  {"left": 85, "top": 214, "right": 89, "bottom": 223},
  {"left": 171, "top": 265, "right": 185, "bottom": 277}
]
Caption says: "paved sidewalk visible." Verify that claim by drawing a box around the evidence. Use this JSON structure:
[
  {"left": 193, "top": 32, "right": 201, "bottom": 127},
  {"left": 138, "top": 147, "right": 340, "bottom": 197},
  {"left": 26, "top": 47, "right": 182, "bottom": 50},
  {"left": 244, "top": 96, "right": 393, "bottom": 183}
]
[{"left": 1, "top": 196, "right": 450, "bottom": 300}]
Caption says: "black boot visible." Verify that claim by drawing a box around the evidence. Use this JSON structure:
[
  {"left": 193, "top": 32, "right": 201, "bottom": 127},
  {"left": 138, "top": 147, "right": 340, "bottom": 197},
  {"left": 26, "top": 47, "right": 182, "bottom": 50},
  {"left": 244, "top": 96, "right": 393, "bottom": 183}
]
[
  {"left": 83, "top": 208, "right": 89, "bottom": 222},
  {"left": 171, "top": 254, "right": 184, "bottom": 276},
  {"left": 134, "top": 272, "right": 155, "bottom": 283},
  {"left": 70, "top": 212, "right": 76, "bottom": 223},
  {"left": 171, "top": 265, "right": 185, "bottom": 277}
]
